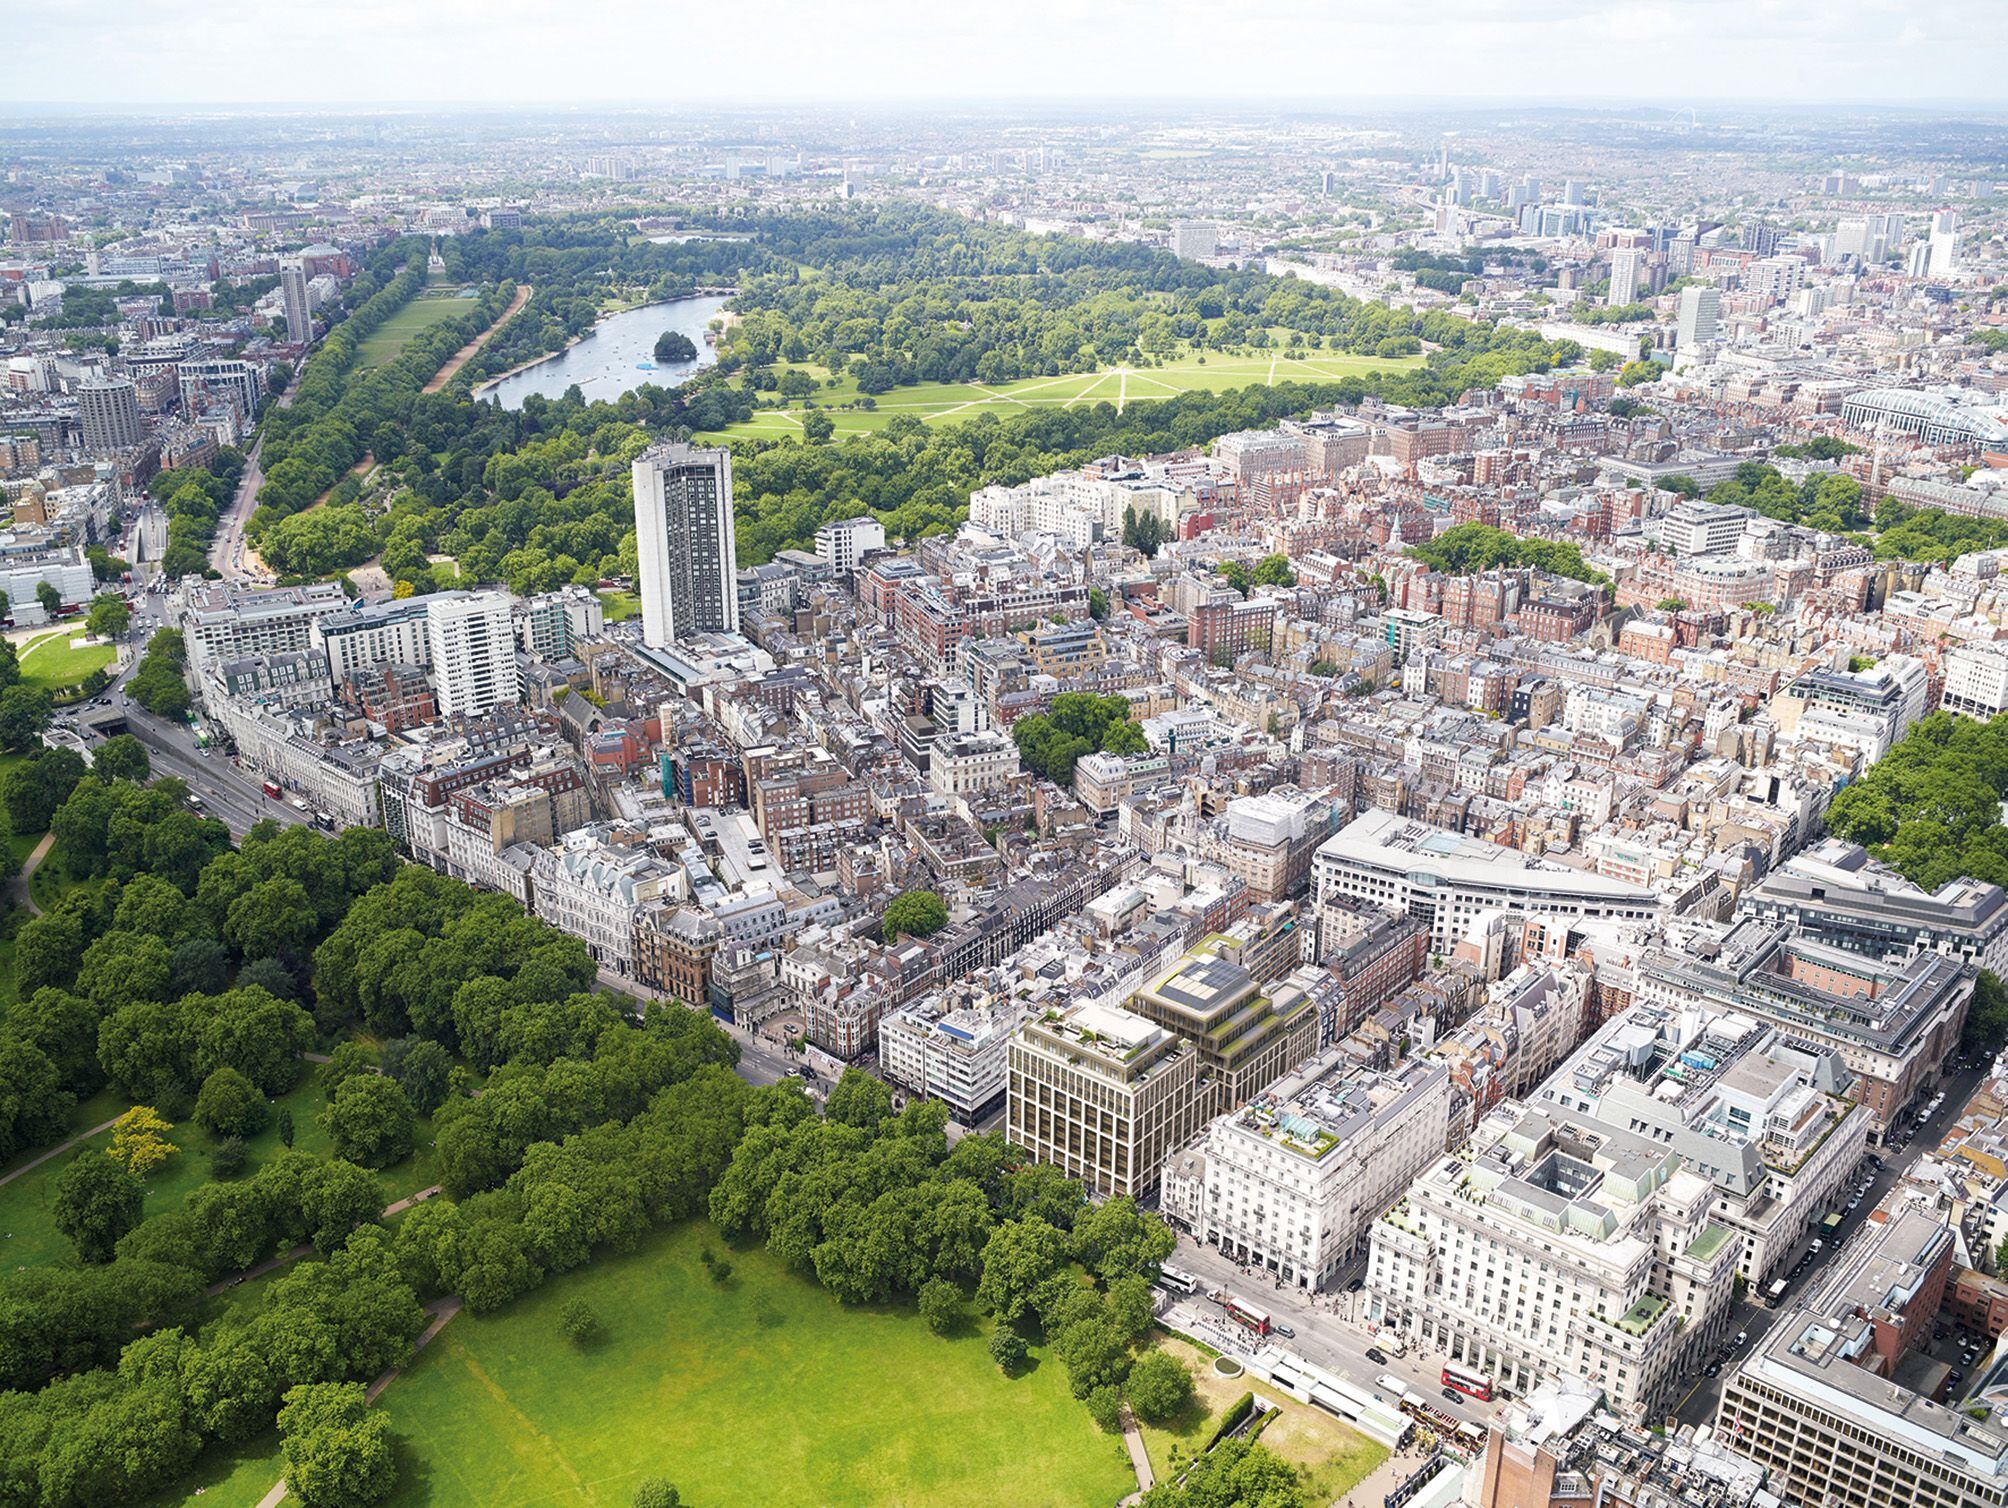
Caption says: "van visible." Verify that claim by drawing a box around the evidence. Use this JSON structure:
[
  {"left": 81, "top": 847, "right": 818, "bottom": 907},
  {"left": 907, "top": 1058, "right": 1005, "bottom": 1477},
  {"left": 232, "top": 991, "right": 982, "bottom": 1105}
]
[{"left": 1810, "top": 1239, "right": 1824, "bottom": 1255}]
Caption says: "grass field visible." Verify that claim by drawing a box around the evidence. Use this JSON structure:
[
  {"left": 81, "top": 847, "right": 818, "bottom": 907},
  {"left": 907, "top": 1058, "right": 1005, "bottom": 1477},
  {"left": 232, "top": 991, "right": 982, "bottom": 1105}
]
[
  {"left": 17, "top": 628, "right": 115, "bottom": 692},
  {"left": 375, "top": 1221, "right": 1136, "bottom": 1508},
  {"left": 1137, "top": 1337, "right": 1387, "bottom": 1502},
  {"left": 695, "top": 347, "right": 1422, "bottom": 443},
  {"left": 0, "top": 1073, "right": 440, "bottom": 1273},
  {"left": 597, "top": 590, "right": 640, "bottom": 624},
  {"left": 355, "top": 289, "right": 482, "bottom": 371}
]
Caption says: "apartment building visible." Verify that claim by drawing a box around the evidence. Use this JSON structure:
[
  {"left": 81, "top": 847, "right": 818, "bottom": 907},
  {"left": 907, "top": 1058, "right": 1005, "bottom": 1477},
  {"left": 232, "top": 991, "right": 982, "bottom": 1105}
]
[
  {"left": 315, "top": 597, "right": 432, "bottom": 682},
  {"left": 181, "top": 581, "right": 348, "bottom": 680},
  {"left": 425, "top": 590, "right": 519, "bottom": 718},
  {"left": 1366, "top": 1102, "right": 1739, "bottom": 1413},
  {"left": 1166, "top": 1050, "right": 1451, "bottom": 1290},
  {"left": 1006, "top": 1002, "right": 1206, "bottom": 1199}
]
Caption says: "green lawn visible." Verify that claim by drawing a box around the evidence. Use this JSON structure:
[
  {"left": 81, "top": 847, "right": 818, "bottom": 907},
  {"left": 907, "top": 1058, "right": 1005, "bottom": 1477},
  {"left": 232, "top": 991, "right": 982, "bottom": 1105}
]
[
  {"left": 597, "top": 590, "right": 640, "bottom": 624},
  {"left": 376, "top": 1222, "right": 1136, "bottom": 1508},
  {"left": 694, "top": 347, "right": 1422, "bottom": 443},
  {"left": 0, "top": 1073, "right": 440, "bottom": 1273},
  {"left": 355, "top": 290, "right": 481, "bottom": 371},
  {"left": 16, "top": 628, "right": 115, "bottom": 692},
  {"left": 1138, "top": 1336, "right": 1387, "bottom": 1503},
  {"left": 147, "top": 1431, "right": 288, "bottom": 1508}
]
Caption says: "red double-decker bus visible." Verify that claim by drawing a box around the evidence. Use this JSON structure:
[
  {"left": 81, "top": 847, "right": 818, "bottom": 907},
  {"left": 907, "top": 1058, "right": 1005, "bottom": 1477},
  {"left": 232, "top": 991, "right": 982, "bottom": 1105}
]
[
  {"left": 1221, "top": 1296, "right": 1271, "bottom": 1336},
  {"left": 1441, "top": 1361, "right": 1493, "bottom": 1400}
]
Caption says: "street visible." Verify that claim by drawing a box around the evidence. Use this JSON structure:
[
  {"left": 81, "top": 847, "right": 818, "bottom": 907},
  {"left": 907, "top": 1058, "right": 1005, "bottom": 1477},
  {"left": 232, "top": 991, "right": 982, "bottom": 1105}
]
[{"left": 1669, "top": 1054, "right": 1991, "bottom": 1429}]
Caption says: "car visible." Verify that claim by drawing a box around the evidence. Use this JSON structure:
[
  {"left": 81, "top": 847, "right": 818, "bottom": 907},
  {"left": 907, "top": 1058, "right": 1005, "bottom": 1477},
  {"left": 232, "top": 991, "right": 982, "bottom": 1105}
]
[
  {"left": 1366, "top": 1347, "right": 1388, "bottom": 1366},
  {"left": 1734, "top": 1330, "right": 1749, "bottom": 1347},
  {"left": 1347, "top": 1277, "right": 1364, "bottom": 1293},
  {"left": 1952, "top": 1369, "right": 1966, "bottom": 1384},
  {"left": 1442, "top": 1388, "right": 1461, "bottom": 1403},
  {"left": 1272, "top": 1322, "right": 1295, "bottom": 1339},
  {"left": 1705, "top": 1361, "right": 1721, "bottom": 1377}
]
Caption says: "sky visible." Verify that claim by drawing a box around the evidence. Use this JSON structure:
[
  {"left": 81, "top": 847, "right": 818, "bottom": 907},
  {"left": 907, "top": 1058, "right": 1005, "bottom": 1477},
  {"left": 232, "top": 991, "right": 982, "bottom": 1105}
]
[{"left": 8, "top": 0, "right": 2006, "bottom": 108}]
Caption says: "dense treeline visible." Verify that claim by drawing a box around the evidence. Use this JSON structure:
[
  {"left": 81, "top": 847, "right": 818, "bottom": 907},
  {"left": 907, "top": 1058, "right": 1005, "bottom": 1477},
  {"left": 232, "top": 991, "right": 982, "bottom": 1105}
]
[
  {"left": 145, "top": 447, "right": 245, "bottom": 584},
  {"left": 1825, "top": 710, "right": 2008, "bottom": 892},
  {"left": 1408, "top": 521, "right": 1609, "bottom": 585}
]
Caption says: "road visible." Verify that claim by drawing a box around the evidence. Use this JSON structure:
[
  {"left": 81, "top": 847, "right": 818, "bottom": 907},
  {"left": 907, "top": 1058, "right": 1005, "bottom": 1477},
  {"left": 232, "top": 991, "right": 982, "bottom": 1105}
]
[
  {"left": 1670, "top": 1055, "right": 1991, "bottom": 1429},
  {"left": 1168, "top": 1233, "right": 1500, "bottom": 1434},
  {"left": 212, "top": 431, "right": 274, "bottom": 585}
]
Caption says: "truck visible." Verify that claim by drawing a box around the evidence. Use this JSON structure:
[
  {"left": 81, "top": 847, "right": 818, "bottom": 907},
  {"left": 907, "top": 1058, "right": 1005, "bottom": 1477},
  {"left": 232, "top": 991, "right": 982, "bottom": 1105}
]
[
  {"left": 261, "top": 779, "right": 282, "bottom": 800},
  {"left": 1766, "top": 1277, "right": 1789, "bottom": 1304}
]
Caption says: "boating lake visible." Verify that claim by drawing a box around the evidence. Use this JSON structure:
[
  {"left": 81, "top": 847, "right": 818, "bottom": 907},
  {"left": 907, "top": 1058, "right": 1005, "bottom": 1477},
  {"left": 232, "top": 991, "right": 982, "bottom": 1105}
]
[{"left": 479, "top": 294, "right": 728, "bottom": 408}]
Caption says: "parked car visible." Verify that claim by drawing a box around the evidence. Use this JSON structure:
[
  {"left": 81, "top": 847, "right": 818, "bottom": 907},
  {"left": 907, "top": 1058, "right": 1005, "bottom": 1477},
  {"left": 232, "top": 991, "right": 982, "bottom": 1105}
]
[{"left": 1734, "top": 1331, "right": 1749, "bottom": 1348}]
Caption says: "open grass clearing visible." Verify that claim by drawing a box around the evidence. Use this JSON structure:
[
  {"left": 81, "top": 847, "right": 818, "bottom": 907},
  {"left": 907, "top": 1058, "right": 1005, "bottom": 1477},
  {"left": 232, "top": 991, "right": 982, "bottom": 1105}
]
[
  {"left": 17, "top": 628, "right": 115, "bottom": 692},
  {"left": 694, "top": 347, "right": 1422, "bottom": 444},
  {"left": 376, "top": 1220, "right": 1136, "bottom": 1508},
  {"left": 354, "top": 288, "right": 482, "bottom": 371},
  {"left": 1137, "top": 1335, "right": 1387, "bottom": 1503}
]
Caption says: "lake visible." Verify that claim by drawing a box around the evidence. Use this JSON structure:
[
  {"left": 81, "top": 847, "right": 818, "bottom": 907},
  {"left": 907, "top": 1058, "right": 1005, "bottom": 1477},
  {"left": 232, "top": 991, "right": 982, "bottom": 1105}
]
[{"left": 478, "top": 294, "right": 728, "bottom": 409}]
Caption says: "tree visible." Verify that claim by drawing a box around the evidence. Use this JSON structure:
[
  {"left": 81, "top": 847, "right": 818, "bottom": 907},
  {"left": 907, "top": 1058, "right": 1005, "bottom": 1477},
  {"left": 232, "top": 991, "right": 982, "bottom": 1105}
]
[
  {"left": 1126, "top": 1350, "right": 1195, "bottom": 1423},
  {"left": 823, "top": 1068, "right": 895, "bottom": 1130},
  {"left": 92, "top": 734, "right": 151, "bottom": 784},
  {"left": 1088, "top": 586, "right": 1108, "bottom": 620},
  {"left": 85, "top": 594, "right": 132, "bottom": 639},
  {"left": 882, "top": 889, "right": 948, "bottom": 940},
  {"left": 1217, "top": 560, "right": 1251, "bottom": 597},
  {"left": 918, "top": 1277, "right": 960, "bottom": 1335},
  {"left": 194, "top": 1066, "right": 270, "bottom": 1139},
  {"left": 108, "top": 1105, "right": 178, "bottom": 1177},
  {"left": 1072, "top": 1196, "right": 1175, "bottom": 1284},
  {"left": 632, "top": 1479, "right": 682, "bottom": 1508},
  {"left": 52, "top": 1149, "right": 144, "bottom": 1262},
  {"left": 1250, "top": 553, "right": 1296, "bottom": 588},
  {"left": 653, "top": 330, "right": 697, "bottom": 364},
  {"left": 801, "top": 410, "right": 835, "bottom": 444},
  {"left": 277, "top": 1382, "right": 397, "bottom": 1508},
  {"left": 35, "top": 581, "right": 61, "bottom": 618},
  {"left": 976, "top": 1217, "right": 1069, "bottom": 1326},
  {"left": 0, "top": 684, "right": 53, "bottom": 752},
  {"left": 1053, "top": 1315, "right": 1132, "bottom": 1399},
  {"left": 988, "top": 1328, "right": 1029, "bottom": 1372},
  {"left": 320, "top": 1075, "right": 417, "bottom": 1170},
  {"left": 382, "top": 1036, "right": 452, "bottom": 1115},
  {"left": 559, "top": 1296, "right": 603, "bottom": 1348},
  {"left": 318, "top": 1042, "right": 378, "bottom": 1099},
  {"left": 1969, "top": 969, "right": 2008, "bottom": 1054}
]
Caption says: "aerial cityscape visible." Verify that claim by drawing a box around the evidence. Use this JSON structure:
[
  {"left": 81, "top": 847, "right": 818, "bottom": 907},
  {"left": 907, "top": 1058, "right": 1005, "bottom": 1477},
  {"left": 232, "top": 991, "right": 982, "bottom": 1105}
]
[{"left": 0, "top": 7, "right": 2006, "bottom": 1508}]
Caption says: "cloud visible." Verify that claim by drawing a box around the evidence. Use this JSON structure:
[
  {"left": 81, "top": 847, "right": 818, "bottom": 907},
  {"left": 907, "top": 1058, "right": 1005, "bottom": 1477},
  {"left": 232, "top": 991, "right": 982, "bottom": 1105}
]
[{"left": 5, "top": 0, "right": 2003, "bottom": 104}]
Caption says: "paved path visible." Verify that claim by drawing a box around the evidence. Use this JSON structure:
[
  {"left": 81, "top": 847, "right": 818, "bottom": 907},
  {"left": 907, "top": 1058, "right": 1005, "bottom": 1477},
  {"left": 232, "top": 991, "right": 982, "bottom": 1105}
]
[
  {"left": 252, "top": 1295, "right": 464, "bottom": 1508},
  {"left": 204, "top": 1185, "right": 442, "bottom": 1296},
  {"left": 425, "top": 283, "right": 531, "bottom": 393},
  {"left": 0, "top": 1109, "right": 120, "bottom": 1189},
  {"left": 1118, "top": 1405, "right": 1154, "bottom": 1502},
  {"left": 7, "top": 831, "right": 55, "bottom": 917}
]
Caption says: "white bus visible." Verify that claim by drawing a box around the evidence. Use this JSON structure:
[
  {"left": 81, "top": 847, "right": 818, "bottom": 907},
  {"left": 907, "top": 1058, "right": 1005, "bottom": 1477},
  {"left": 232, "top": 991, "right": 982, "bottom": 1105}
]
[{"left": 1155, "top": 1265, "right": 1198, "bottom": 1296}]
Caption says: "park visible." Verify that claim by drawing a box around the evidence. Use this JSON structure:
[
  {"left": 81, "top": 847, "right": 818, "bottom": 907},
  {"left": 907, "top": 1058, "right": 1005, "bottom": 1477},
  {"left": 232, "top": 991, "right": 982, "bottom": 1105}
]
[{"left": 696, "top": 345, "right": 1423, "bottom": 443}]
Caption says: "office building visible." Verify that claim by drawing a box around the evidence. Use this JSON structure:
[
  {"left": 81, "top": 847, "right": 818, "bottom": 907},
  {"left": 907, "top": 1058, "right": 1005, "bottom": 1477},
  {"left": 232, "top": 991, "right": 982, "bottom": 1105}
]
[
  {"left": 813, "top": 515, "right": 885, "bottom": 574},
  {"left": 632, "top": 442, "right": 738, "bottom": 648},
  {"left": 1006, "top": 1002, "right": 1205, "bottom": 1199},
  {"left": 1535, "top": 1003, "right": 1869, "bottom": 1285},
  {"left": 1676, "top": 285, "right": 1721, "bottom": 349},
  {"left": 880, "top": 996, "right": 1020, "bottom": 1122},
  {"left": 1129, "top": 945, "right": 1321, "bottom": 1111},
  {"left": 315, "top": 597, "right": 433, "bottom": 682},
  {"left": 1839, "top": 388, "right": 2008, "bottom": 447},
  {"left": 1636, "top": 918, "right": 1971, "bottom": 1136},
  {"left": 176, "top": 359, "right": 264, "bottom": 423},
  {"left": 1743, "top": 838, "right": 2008, "bottom": 976},
  {"left": 1929, "top": 209, "right": 1961, "bottom": 277},
  {"left": 281, "top": 257, "right": 313, "bottom": 346},
  {"left": 1166, "top": 1051, "right": 1451, "bottom": 1290},
  {"left": 180, "top": 581, "right": 349, "bottom": 679},
  {"left": 1944, "top": 644, "right": 2008, "bottom": 722},
  {"left": 76, "top": 377, "right": 145, "bottom": 453},
  {"left": 1365, "top": 1101, "right": 1740, "bottom": 1413},
  {"left": 1313, "top": 810, "right": 1662, "bottom": 956},
  {"left": 1170, "top": 221, "right": 1218, "bottom": 261},
  {"left": 425, "top": 590, "right": 519, "bottom": 718},
  {"left": 1716, "top": 1210, "right": 2008, "bottom": 1508},
  {"left": 1607, "top": 248, "right": 1642, "bottom": 308}
]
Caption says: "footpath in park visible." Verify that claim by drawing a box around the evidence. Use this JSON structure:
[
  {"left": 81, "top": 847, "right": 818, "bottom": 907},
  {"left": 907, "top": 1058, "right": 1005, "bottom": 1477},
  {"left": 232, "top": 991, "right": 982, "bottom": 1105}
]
[{"left": 424, "top": 283, "right": 532, "bottom": 393}]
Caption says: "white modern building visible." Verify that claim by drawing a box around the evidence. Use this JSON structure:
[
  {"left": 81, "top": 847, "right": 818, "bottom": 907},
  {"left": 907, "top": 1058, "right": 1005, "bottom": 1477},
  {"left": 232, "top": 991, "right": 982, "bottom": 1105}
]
[
  {"left": 881, "top": 996, "right": 1022, "bottom": 1122},
  {"left": 632, "top": 442, "right": 738, "bottom": 648},
  {"left": 281, "top": 257, "right": 313, "bottom": 346},
  {"left": 1313, "top": 810, "right": 1663, "bottom": 956},
  {"left": 315, "top": 597, "right": 433, "bottom": 681},
  {"left": 1676, "top": 285, "right": 1720, "bottom": 349},
  {"left": 425, "top": 590, "right": 518, "bottom": 718},
  {"left": 1943, "top": 643, "right": 2008, "bottom": 720},
  {"left": 1166, "top": 1051, "right": 1452, "bottom": 1291},
  {"left": 180, "top": 580, "right": 348, "bottom": 680},
  {"left": 813, "top": 515, "right": 885, "bottom": 574}
]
